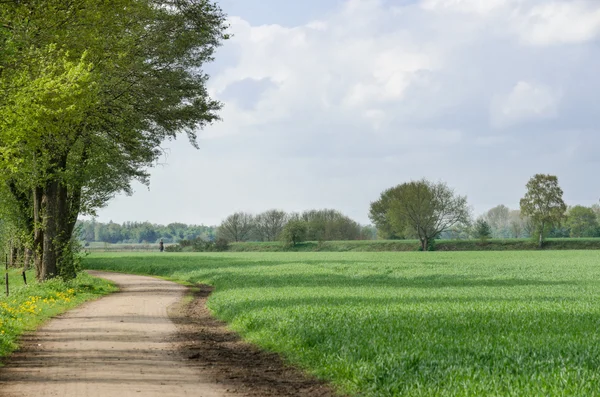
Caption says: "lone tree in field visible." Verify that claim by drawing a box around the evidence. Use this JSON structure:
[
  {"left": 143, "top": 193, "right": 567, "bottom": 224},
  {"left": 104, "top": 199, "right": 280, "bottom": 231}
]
[
  {"left": 370, "top": 179, "right": 470, "bottom": 251},
  {"left": 520, "top": 174, "right": 567, "bottom": 248},
  {"left": 280, "top": 219, "right": 308, "bottom": 247}
]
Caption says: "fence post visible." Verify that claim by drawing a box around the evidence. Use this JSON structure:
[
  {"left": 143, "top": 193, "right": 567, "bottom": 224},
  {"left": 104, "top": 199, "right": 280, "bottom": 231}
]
[{"left": 5, "top": 254, "right": 9, "bottom": 297}]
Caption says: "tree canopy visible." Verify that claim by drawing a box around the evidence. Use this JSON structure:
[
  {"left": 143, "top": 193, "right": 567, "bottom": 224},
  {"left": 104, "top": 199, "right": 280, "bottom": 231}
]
[
  {"left": 370, "top": 179, "right": 470, "bottom": 251},
  {"left": 520, "top": 174, "right": 567, "bottom": 248},
  {"left": 0, "top": 0, "right": 229, "bottom": 279}
]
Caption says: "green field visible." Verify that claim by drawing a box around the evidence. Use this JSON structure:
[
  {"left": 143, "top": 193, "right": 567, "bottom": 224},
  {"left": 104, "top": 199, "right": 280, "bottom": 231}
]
[{"left": 85, "top": 251, "right": 600, "bottom": 396}]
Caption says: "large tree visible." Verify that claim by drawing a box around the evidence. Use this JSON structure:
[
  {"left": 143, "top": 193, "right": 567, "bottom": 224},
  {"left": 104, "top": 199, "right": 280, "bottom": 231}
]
[
  {"left": 519, "top": 174, "right": 567, "bottom": 248},
  {"left": 370, "top": 179, "right": 470, "bottom": 251},
  {"left": 0, "top": 0, "right": 228, "bottom": 279},
  {"left": 369, "top": 189, "right": 406, "bottom": 239}
]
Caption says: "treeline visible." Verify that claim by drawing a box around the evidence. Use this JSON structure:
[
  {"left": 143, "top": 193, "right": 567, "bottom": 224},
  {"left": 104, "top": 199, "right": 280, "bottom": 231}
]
[
  {"left": 77, "top": 220, "right": 216, "bottom": 244},
  {"left": 370, "top": 175, "right": 597, "bottom": 250},
  {"left": 216, "top": 209, "right": 377, "bottom": 243},
  {"left": 76, "top": 208, "right": 377, "bottom": 245},
  {"left": 469, "top": 204, "right": 600, "bottom": 239}
]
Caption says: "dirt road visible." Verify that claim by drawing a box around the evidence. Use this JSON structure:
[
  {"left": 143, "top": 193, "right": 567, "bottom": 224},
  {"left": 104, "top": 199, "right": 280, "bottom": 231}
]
[
  {"left": 0, "top": 271, "right": 232, "bottom": 397},
  {"left": 0, "top": 271, "right": 337, "bottom": 397}
]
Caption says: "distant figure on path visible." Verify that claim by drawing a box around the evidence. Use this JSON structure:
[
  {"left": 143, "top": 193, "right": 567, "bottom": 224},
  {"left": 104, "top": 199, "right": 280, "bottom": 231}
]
[{"left": 159, "top": 239, "right": 164, "bottom": 252}]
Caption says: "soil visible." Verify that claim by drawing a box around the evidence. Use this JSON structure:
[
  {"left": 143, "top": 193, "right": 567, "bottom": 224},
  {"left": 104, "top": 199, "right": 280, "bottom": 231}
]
[
  {"left": 169, "top": 284, "right": 339, "bottom": 397},
  {"left": 0, "top": 271, "right": 341, "bottom": 397}
]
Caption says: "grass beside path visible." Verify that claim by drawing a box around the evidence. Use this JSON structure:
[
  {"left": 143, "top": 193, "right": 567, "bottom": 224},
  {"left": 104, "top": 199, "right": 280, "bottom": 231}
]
[
  {"left": 0, "top": 270, "right": 117, "bottom": 359},
  {"left": 85, "top": 251, "right": 600, "bottom": 396}
]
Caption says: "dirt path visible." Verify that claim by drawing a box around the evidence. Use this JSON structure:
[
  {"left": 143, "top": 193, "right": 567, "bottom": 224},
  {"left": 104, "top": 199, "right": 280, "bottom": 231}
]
[
  {"left": 0, "top": 272, "right": 232, "bottom": 397},
  {"left": 0, "top": 272, "right": 338, "bottom": 397}
]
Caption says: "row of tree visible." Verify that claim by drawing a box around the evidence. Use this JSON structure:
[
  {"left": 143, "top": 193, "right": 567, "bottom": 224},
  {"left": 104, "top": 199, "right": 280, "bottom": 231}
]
[
  {"left": 0, "top": 1, "right": 228, "bottom": 279},
  {"left": 473, "top": 204, "right": 600, "bottom": 240},
  {"left": 216, "top": 209, "right": 377, "bottom": 243},
  {"left": 76, "top": 220, "right": 216, "bottom": 244},
  {"left": 369, "top": 174, "right": 573, "bottom": 250}
]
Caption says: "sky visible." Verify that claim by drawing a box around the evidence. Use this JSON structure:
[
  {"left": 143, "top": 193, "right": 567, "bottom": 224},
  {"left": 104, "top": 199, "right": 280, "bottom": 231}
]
[{"left": 94, "top": 0, "right": 600, "bottom": 226}]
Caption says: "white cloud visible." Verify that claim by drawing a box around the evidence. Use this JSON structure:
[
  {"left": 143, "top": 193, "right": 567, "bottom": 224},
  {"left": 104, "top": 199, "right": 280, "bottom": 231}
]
[
  {"left": 421, "top": 0, "right": 516, "bottom": 15},
  {"left": 95, "top": 0, "right": 600, "bottom": 226},
  {"left": 491, "top": 81, "right": 562, "bottom": 128},
  {"left": 516, "top": 1, "right": 600, "bottom": 45}
]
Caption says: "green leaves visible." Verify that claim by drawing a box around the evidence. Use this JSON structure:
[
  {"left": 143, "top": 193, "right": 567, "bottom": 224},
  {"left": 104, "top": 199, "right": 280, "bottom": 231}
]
[
  {"left": 370, "top": 179, "right": 470, "bottom": 250},
  {"left": 520, "top": 174, "right": 567, "bottom": 246},
  {"left": 0, "top": 0, "right": 228, "bottom": 279}
]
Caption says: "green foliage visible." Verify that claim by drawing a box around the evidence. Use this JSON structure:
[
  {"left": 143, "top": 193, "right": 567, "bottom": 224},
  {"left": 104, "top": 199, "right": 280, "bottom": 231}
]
[
  {"left": 566, "top": 205, "right": 599, "bottom": 238},
  {"left": 227, "top": 238, "right": 600, "bottom": 252},
  {"left": 520, "top": 174, "right": 567, "bottom": 248},
  {"left": 166, "top": 237, "right": 230, "bottom": 253},
  {"left": 214, "top": 238, "right": 230, "bottom": 252},
  {"left": 371, "top": 179, "right": 470, "bottom": 251},
  {"left": 76, "top": 220, "right": 216, "bottom": 244},
  {"left": 0, "top": 270, "right": 116, "bottom": 358},
  {"left": 300, "top": 209, "right": 362, "bottom": 241},
  {"left": 280, "top": 220, "right": 308, "bottom": 247},
  {"left": 473, "top": 218, "right": 492, "bottom": 242},
  {"left": 164, "top": 244, "right": 182, "bottom": 253},
  {"left": 0, "top": 0, "right": 229, "bottom": 279},
  {"left": 86, "top": 251, "right": 600, "bottom": 396}
]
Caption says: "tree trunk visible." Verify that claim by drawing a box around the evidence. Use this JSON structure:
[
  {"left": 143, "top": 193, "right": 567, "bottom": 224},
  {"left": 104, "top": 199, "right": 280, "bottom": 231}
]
[
  {"left": 33, "top": 186, "right": 44, "bottom": 280},
  {"left": 538, "top": 222, "right": 544, "bottom": 249},
  {"left": 24, "top": 248, "right": 32, "bottom": 271},
  {"left": 41, "top": 180, "right": 60, "bottom": 279},
  {"left": 421, "top": 238, "right": 427, "bottom": 251}
]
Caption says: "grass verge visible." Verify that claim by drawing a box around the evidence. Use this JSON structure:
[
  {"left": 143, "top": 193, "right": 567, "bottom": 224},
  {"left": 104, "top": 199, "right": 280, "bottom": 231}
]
[
  {"left": 0, "top": 270, "right": 117, "bottom": 360},
  {"left": 228, "top": 238, "right": 600, "bottom": 252}
]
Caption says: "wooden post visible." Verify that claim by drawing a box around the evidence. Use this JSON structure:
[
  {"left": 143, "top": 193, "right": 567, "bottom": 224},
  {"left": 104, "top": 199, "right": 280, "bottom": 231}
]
[{"left": 5, "top": 254, "right": 9, "bottom": 297}]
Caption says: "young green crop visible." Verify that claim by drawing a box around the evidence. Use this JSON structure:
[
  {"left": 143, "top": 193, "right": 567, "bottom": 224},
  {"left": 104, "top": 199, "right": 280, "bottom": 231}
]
[
  {"left": 85, "top": 251, "right": 600, "bottom": 396},
  {"left": 0, "top": 270, "right": 116, "bottom": 359}
]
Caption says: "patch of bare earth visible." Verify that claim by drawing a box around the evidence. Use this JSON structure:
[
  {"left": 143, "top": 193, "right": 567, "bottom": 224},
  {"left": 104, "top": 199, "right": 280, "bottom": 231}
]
[{"left": 169, "top": 284, "right": 341, "bottom": 397}]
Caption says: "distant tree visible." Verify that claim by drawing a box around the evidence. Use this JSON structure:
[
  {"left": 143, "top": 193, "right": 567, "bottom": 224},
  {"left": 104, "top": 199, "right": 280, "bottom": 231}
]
[
  {"left": 359, "top": 225, "right": 378, "bottom": 240},
  {"left": 301, "top": 209, "right": 361, "bottom": 241},
  {"left": 280, "top": 220, "right": 307, "bottom": 247},
  {"left": 520, "top": 174, "right": 567, "bottom": 248},
  {"left": 473, "top": 218, "right": 492, "bottom": 242},
  {"left": 484, "top": 205, "right": 510, "bottom": 238},
  {"left": 217, "top": 212, "right": 254, "bottom": 242},
  {"left": 254, "top": 210, "right": 288, "bottom": 241},
  {"left": 591, "top": 204, "right": 600, "bottom": 220},
  {"left": 566, "top": 206, "right": 599, "bottom": 237},
  {"left": 508, "top": 210, "right": 524, "bottom": 238},
  {"left": 372, "top": 179, "right": 470, "bottom": 251},
  {"left": 369, "top": 189, "right": 406, "bottom": 239}
]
